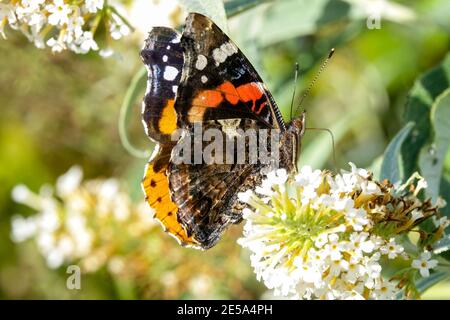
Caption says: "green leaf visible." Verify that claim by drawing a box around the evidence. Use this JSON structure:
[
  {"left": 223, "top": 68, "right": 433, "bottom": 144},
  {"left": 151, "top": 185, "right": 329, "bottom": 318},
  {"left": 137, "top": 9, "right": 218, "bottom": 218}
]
[
  {"left": 177, "top": 0, "right": 228, "bottom": 32},
  {"left": 439, "top": 175, "right": 450, "bottom": 217},
  {"left": 224, "top": 0, "right": 272, "bottom": 17},
  {"left": 380, "top": 122, "right": 414, "bottom": 183},
  {"left": 419, "top": 89, "right": 450, "bottom": 202},
  {"left": 118, "top": 67, "right": 150, "bottom": 159},
  {"left": 256, "top": 0, "right": 353, "bottom": 46},
  {"left": 416, "top": 271, "right": 450, "bottom": 295},
  {"left": 368, "top": 155, "right": 383, "bottom": 180},
  {"left": 434, "top": 235, "right": 450, "bottom": 255},
  {"left": 438, "top": 176, "right": 450, "bottom": 261},
  {"left": 401, "top": 53, "right": 450, "bottom": 178}
]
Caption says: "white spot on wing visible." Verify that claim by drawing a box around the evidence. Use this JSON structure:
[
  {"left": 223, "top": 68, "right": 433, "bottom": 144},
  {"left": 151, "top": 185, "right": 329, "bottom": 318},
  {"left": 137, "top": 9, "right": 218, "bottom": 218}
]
[
  {"left": 163, "top": 66, "right": 179, "bottom": 81},
  {"left": 221, "top": 42, "right": 238, "bottom": 56},
  {"left": 162, "top": 55, "right": 168, "bottom": 62},
  {"left": 172, "top": 85, "right": 178, "bottom": 93},
  {"left": 195, "top": 54, "right": 207, "bottom": 70},
  {"left": 212, "top": 42, "right": 238, "bottom": 66},
  {"left": 212, "top": 47, "right": 227, "bottom": 66},
  {"left": 201, "top": 75, "right": 208, "bottom": 83}
]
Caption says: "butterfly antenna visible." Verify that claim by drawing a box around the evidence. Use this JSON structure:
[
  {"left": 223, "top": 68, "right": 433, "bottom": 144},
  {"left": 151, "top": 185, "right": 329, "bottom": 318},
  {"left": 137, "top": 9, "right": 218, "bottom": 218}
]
[
  {"left": 290, "top": 62, "right": 299, "bottom": 121},
  {"left": 294, "top": 48, "right": 335, "bottom": 117}
]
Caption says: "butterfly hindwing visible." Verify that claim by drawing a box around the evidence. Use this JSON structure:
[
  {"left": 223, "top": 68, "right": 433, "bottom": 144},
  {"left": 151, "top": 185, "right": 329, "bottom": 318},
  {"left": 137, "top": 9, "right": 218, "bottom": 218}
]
[
  {"left": 168, "top": 119, "right": 265, "bottom": 249},
  {"left": 142, "top": 145, "right": 199, "bottom": 248}
]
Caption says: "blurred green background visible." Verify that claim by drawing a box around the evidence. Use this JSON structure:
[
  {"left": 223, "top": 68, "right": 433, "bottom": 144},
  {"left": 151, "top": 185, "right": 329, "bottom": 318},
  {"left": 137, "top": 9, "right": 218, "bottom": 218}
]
[{"left": 0, "top": 0, "right": 449, "bottom": 299}]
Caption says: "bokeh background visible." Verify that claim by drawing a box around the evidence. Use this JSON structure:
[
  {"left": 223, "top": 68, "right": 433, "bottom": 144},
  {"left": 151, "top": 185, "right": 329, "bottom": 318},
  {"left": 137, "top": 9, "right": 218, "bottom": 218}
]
[{"left": 0, "top": 0, "right": 449, "bottom": 299}]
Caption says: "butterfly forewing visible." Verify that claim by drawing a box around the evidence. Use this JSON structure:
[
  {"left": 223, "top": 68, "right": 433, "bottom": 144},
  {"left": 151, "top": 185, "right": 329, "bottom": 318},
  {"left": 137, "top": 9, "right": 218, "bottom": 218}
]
[{"left": 175, "top": 13, "right": 286, "bottom": 130}]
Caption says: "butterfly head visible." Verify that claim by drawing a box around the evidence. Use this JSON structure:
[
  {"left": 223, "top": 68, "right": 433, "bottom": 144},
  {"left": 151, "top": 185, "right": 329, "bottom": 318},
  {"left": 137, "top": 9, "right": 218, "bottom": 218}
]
[{"left": 288, "top": 112, "right": 306, "bottom": 137}]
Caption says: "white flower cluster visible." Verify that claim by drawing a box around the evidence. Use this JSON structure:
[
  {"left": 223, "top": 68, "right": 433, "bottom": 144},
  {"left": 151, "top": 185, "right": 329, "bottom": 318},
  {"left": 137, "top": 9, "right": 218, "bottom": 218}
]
[
  {"left": 0, "top": 0, "right": 131, "bottom": 55},
  {"left": 11, "top": 166, "right": 153, "bottom": 270},
  {"left": 238, "top": 163, "right": 444, "bottom": 300}
]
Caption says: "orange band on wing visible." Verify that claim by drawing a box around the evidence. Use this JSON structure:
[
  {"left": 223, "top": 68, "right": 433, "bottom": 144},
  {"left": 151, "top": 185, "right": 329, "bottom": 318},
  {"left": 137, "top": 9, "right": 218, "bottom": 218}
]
[
  {"left": 236, "top": 82, "right": 264, "bottom": 113},
  {"left": 158, "top": 99, "right": 178, "bottom": 134},
  {"left": 189, "top": 90, "right": 224, "bottom": 122},
  {"left": 192, "top": 90, "right": 223, "bottom": 107},
  {"left": 142, "top": 162, "right": 197, "bottom": 247},
  {"left": 187, "top": 81, "right": 266, "bottom": 123},
  {"left": 219, "top": 81, "right": 239, "bottom": 105}
]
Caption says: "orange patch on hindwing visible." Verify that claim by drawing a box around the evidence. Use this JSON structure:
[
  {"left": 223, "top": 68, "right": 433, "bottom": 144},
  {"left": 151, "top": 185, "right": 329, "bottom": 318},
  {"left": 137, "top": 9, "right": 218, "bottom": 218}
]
[
  {"left": 142, "top": 162, "right": 197, "bottom": 246},
  {"left": 158, "top": 99, "right": 178, "bottom": 134}
]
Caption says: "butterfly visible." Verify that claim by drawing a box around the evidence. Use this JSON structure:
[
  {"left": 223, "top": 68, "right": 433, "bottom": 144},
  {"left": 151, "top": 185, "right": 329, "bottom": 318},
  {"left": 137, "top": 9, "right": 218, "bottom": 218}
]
[{"left": 141, "top": 13, "right": 306, "bottom": 250}]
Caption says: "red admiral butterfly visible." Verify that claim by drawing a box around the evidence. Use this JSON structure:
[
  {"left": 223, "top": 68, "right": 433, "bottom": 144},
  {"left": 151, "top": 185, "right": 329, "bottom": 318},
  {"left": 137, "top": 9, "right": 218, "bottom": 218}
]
[{"left": 141, "top": 13, "right": 306, "bottom": 249}]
